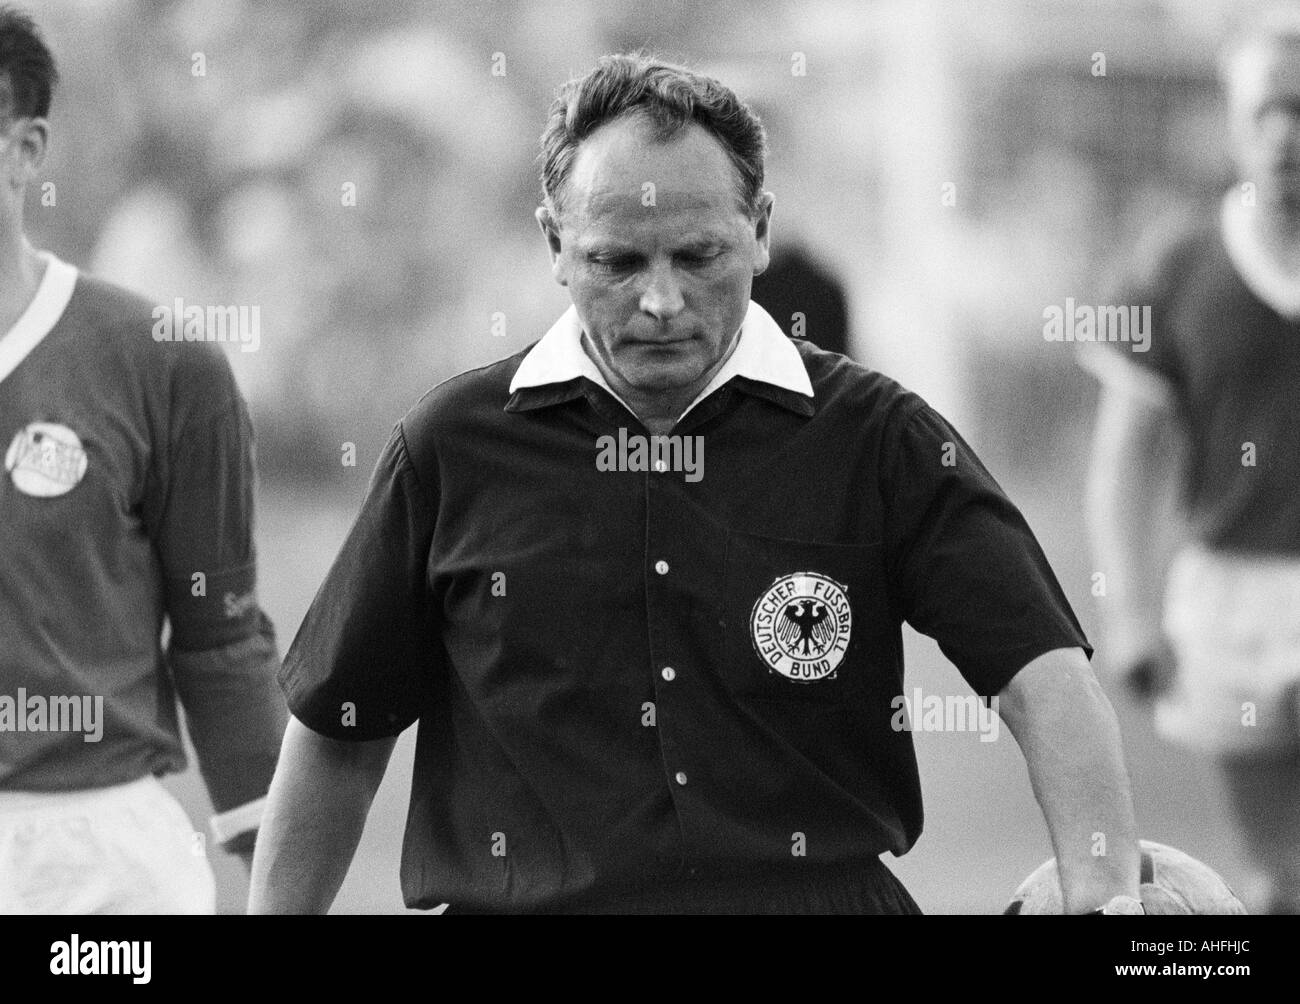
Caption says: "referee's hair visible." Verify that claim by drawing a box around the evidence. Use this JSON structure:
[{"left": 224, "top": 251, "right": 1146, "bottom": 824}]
[
  {"left": 539, "top": 51, "right": 767, "bottom": 221},
  {"left": 0, "top": 5, "right": 56, "bottom": 125}
]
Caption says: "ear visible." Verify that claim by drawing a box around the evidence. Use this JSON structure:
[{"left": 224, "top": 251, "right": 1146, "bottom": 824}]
[
  {"left": 751, "top": 191, "right": 774, "bottom": 276},
  {"left": 14, "top": 117, "right": 49, "bottom": 185},
  {"left": 535, "top": 205, "right": 568, "bottom": 286}
]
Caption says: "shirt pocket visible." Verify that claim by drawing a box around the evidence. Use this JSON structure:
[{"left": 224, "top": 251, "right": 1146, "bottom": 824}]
[{"left": 721, "top": 530, "right": 890, "bottom": 704}]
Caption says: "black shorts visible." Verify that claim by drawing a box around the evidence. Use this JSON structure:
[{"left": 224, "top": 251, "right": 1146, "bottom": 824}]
[{"left": 452, "top": 857, "right": 923, "bottom": 915}]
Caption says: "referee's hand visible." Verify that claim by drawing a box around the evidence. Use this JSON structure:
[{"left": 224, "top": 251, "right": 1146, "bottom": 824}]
[{"left": 1119, "top": 640, "right": 1177, "bottom": 702}]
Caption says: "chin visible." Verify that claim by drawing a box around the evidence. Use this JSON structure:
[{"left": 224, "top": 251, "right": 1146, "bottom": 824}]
[
  {"left": 626, "top": 371, "right": 696, "bottom": 392},
  {"left": 625, "top": 365, "right": 705, "bottom": 393}
]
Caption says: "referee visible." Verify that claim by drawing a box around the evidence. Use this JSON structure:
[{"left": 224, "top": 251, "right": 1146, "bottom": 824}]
[{"left": 251, "top": 53, "right": 1141, "bottom": 915}]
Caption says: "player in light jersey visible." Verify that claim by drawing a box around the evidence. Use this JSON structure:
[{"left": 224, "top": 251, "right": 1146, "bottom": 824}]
[{"left": 0, "top": 6, "right": 286, "bottom": 913}]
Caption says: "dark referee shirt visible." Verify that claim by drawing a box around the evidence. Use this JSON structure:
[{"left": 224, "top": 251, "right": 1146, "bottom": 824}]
[{"left": 281, "top": 302, "right": 1089, "bottom": 913}]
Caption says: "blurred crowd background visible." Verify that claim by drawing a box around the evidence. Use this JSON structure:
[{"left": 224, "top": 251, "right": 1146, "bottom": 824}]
[{"left": 25, "top": 0, "right": 1273, "bottom": 912}]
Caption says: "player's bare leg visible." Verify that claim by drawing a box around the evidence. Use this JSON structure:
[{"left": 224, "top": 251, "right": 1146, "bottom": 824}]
[{"left": 1218, "top": 751, "right": 1300, "bottom": 913}]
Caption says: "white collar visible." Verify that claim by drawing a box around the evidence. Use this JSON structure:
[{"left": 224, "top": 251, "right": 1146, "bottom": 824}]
[
  {"left": 509, "top": 299, "right": 814, "bottom": 422},
  {"left": 0, "top": 251, "right": 78, "bottom": 386},
  {"left": 1220, "top": 191, "right": 1300, "bottom": 319}
]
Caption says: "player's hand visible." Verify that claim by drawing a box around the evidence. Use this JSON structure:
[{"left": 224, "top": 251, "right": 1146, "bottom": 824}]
[{"left": 1119, "top": 639, "right": 1176, "bottom": 702}]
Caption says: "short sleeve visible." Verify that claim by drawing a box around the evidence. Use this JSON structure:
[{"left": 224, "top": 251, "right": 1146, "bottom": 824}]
[
  {"left": 882, "top": 402, "right": 1091, "bottom": 695},
  {"left": 1077, "top": 225, "right": 1199, "bottom": 406},
  {"left": 279, "top": 424, "right": 440, "bottom": 740}
]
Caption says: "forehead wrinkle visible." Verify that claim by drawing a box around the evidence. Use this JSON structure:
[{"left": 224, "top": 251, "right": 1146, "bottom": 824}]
[
  {"left": 566, "top": 170, "right": 745, "bottom": 244},
  {"left": 582, "top": 184, "right": 736, "bottom": 220},
  {"left": 563, "top": 117, "right": 745, "bottom": 216},
  {"left": 571, "top": 169, "right": 737, "bottom": 215},
  {"left": 571, "top": 200, "right": 738, "bottom": 252}
]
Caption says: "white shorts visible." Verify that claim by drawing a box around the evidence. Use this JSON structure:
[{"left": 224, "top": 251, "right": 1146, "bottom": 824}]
[
  {"left": 1157, "top": 545, "right": 1300, "bottom": 756},
  {"left": 0, "top": 775, "right": 216, "bottom": 914}
]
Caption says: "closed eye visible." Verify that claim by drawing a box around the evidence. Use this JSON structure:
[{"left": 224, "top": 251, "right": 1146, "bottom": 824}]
[
  {"left": 585, "top": 247, "right": 725, "bottom": 270},
  {"left": 676, "top": 249, "right": 723, "bottom": 266},
  {"left": 587, "top": 254, "right": 639, "bottom": 272}
]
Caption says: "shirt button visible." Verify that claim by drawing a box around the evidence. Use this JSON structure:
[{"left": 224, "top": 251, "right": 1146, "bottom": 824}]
[
  {"left": 661, "top": 666, "right": 676, "bottom": 681},
  {"left": 654, "top": 459, "right": 668, "bottom": 473},
  {"left": 655, "top": 560, "right": 669, "bottom": 575},
  {"left": 675, "top": 771, "right": 688, "bottom": 786}
]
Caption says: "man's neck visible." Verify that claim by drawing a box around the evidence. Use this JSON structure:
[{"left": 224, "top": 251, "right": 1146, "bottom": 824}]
[
  {"left": 0, "top": 233, "right": 46, "bottom": 338},
  {"left": 580, "top": 326, "right": 742, "bottom": 436}
]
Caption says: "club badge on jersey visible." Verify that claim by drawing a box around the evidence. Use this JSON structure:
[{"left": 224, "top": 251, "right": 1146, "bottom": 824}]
[
  {"left": 4, "top": 422, "right": 88, "bottom": 497},
  {"left": 749, "top": 571, "right": 852, "bottom": 682}
]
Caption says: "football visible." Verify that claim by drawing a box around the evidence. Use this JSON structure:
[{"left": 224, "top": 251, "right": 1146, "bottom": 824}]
[{"left": 1003, "top": 840, "right": 1248, "bottom": 914}]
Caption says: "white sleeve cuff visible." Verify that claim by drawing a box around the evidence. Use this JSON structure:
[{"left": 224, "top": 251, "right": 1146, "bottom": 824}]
[
  {"left": 210, "top": 795, "right": 267, "bottom": 846},
  {"left": 1077, "top": 347, "right": 1175, "bottom": 408}
]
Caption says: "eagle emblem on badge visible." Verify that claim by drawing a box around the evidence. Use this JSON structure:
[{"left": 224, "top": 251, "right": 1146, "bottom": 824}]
[{"left": 749, "top": 571, "right": 852, "bottom": 682}]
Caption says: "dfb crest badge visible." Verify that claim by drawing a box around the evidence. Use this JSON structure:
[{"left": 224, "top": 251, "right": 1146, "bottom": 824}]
[{"left": 749, "top": 571, "right": 852, "bottom": 682}]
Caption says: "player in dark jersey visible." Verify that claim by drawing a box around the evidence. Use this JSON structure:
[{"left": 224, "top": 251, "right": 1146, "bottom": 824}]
[
  {"left": 1085, "top": 10, "right": 1300, "bottom": 914},
  {"left": 0, "top": 7, "right": 286, "bottom": 912},
  {"left": 251, "top": 52, "right": 1142, "bottom": 915},
  {"left": 750, "top": 240, "right": 852, "bottom": 358}
]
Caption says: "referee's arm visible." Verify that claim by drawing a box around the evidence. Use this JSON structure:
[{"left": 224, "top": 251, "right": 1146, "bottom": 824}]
[
  {"left": 997, "top": 646, "right": 1142, "bottom": 914},
  {"left": 250, "top": 424, "right": 434, "bottom": 913},
  {"left": 249, "top": 716, "right": 396, "bottom": 914}
]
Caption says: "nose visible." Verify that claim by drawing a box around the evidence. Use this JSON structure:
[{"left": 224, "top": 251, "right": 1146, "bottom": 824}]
[{"left": 638, "top": 260, "right": 685, "bottom": 321}]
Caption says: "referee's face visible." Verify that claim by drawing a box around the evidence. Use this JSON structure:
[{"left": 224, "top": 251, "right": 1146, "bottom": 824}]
[{"left": 538, "top": 114, "right": 773, "bottom": 410}]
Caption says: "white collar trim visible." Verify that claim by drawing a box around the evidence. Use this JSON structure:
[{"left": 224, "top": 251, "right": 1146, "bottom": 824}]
[
  {"left": 1220, "top": 192, "right": 1300, "bottom": 319},
  {"left": 510, "top": 299, "right": 813, "bottom": 421},
  {"left": 0, "top": 252, "right": 78, "bottom": 386}
]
